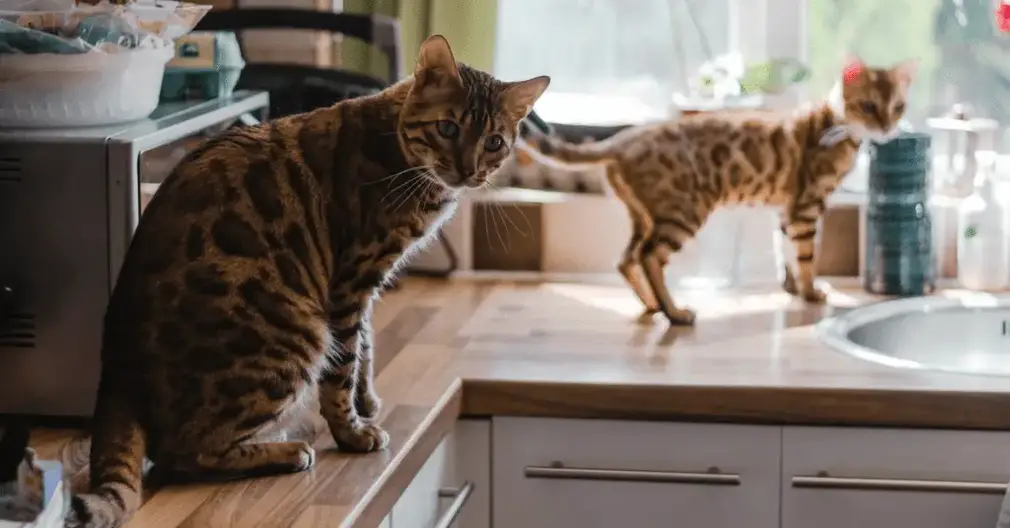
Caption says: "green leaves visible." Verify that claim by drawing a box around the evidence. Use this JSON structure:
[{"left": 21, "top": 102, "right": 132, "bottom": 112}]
[{"left": 739, "top": 58, "right": 812, "bottom": 95}]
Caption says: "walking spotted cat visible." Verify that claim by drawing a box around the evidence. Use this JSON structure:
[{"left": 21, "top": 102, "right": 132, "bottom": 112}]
[
  {"left": 522, "top": 56, "right": 916, "bottom": 325},
  {"left": 67, "top": 34, "right": 549, "bottom": 528}
]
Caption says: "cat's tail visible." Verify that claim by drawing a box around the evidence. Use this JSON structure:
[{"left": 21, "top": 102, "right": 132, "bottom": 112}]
[
  {"left": 518, "top": 125, "right": 617, "bottom": 165},
  {"left": 66, "top": 379, "right": 145, "bottom": 528},
  {"left": 60, "top": 434, "right": 93, "bottom": 493}
]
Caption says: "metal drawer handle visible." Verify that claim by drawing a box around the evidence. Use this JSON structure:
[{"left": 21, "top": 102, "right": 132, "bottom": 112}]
[
  {"left": 434, "top": 481, "right": 474, "bottom": 528},
  {"left": 524, "top": 462, "right": 741, "bottom": 486},
  {"left": 792, "top": 472, "right": 1008, "bottom": 495}
]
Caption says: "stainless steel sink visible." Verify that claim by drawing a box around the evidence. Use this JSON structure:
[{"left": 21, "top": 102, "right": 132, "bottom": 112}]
[{"left": 816, "top": 294, "right": 1010, "bottom": 376}]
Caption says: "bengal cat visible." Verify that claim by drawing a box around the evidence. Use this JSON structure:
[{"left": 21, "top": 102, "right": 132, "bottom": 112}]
[
  {"left": 522, "top": 57, "right": 916, "bottom": 325},
  {"left": 66, "top": 34, "right": 549, "bottom": 528}
]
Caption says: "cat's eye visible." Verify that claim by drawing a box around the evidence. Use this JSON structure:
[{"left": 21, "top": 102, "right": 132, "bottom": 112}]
[
  {"left": 893, "top": 102, "right": 906, "bottom": 114},
  {"left": 859, "top": 101, "right": 878, "bottom": 115},
  {"left": 436, "top": 120, "right": 459, "bottom": 139},
  {"left": 484, "top": 135, "right": 505, "bottom": 152}
]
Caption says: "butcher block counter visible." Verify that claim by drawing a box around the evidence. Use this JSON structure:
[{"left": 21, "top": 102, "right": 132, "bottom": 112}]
[{"left": 28, "top": 276, "right": 1010, "bottom": 528}]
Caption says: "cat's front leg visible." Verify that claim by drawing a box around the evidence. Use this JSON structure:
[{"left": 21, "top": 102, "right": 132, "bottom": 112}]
[
  {"left": 318, "top": 294, "right": 389, "bottom": 452},
  {"left": 355, "top": 299, "right": 381, "bottom": 420},
  {"left": 783, "top": 208, "right": 828, "bottom": 304}
]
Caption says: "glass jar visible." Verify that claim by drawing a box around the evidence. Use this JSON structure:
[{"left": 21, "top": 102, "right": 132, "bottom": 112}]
[{"left": 863, "top": 133, "right": 936, "bottom": 296}]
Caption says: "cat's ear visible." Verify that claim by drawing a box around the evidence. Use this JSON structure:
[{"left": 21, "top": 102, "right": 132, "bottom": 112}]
[
  {"left": 841, "top": 53, "right": 865, "bottom": 85},
  {"left": 891, "top": 58, "right": 919, "bottom": 87},
  {"left": 414, "top": 34, "right": 462, "bottom": 90},
  {"left": 501, "top": 76, "right": 551, "bottom": 119}
]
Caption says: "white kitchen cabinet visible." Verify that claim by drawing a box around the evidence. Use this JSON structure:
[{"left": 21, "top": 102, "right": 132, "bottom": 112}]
[
  {"left": 492, "top": 417, "right": 780, "bottom": 528},
  {"left": 390, "top": 419, "right": 490, "bottom": 528},
  {"left": 782, "top": 426, "right": 1010, "bottom": 528}
]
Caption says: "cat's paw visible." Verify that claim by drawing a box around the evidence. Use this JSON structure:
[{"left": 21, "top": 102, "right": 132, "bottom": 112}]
[
  {"left": 356, "top": 391, "right": 382, "bottom": 421},
  {"left": 664, "top": 307, "right": 697, "bottom": 326},
  {"left": 334, "top": 423, "right": 390, "bottom": 453},
  {"left": 289, "top": 442, "right": 316, "bottom": 471},
  {"left": 636, "top": 308, "right": 660, "bottom": 325},
  {"left": 800, "top": 285, "right": 829, "bottom": 304}
]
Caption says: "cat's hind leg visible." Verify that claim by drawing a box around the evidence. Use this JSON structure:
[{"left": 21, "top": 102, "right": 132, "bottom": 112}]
[
  {"left": 605, "top": 162, "right": 662, "bottom": 319},
  {"left": 639, "top": 212, "right": 707, "bottom": 325},
  {"left": 640, "top": 237, "right": 696, "bottom": 326},
  {"left": 167, "top": 441, "right": 315, "bottom": 482},
  {"left": 619, "top": 254, "right": 661, "bottom": 319},
  {"left": 159, "top": 372, "right": 319, "bottom": 481},
  {"left": 617, "top": 215, "right": 662, "bottom": 318}
]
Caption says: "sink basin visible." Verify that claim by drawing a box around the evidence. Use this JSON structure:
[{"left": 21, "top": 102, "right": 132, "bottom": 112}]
[{"left": 816, "top": 294, "right": 1010, "bottom": 376}]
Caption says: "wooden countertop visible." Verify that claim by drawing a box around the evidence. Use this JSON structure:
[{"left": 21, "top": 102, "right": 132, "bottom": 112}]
[{"left": 28, "top": 276, "right": 1010, "bottom": 527}]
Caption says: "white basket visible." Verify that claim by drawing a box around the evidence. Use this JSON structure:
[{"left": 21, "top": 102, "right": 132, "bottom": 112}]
[{"left": 0, "top": 44, "right": 175, "bottom": 128}]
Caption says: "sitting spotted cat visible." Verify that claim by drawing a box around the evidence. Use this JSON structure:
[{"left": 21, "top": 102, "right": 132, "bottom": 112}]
[{"left": 50, "top": 34, "right": 549, "bottom": 528}]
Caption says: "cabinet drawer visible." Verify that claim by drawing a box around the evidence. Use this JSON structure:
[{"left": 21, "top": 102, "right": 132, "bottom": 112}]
[
  {"left": 391, "top": 419, "right": 490, "bottom": 528},
  {"left": 783, "top": 426, "right": 1010, "bottom": 528},
  {"left": 392, "top": 434, "right": 451, "bottom": 528},
  {"left": 437, "top": 420, "right": 490, "bottom": 528},
  {"left": 492, "top": 417, "right": 780, "bottom": 528}
]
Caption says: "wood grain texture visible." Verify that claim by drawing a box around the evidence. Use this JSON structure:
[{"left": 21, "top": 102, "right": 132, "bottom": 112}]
[{"left": 30, "top": 277, "right": 1010, "bottom": 527}]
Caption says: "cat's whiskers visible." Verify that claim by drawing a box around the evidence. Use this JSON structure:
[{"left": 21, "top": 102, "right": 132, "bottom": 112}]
[
  {"left": 494, "top": 201, "right": 514, "bottom": 251},
  {"left": 381, "top": 170, "right": 427, "bottom": 206},
  {"left": 486, "top": 181, "right": 529, "bottom": 238},
  {"left": 482, "top": 192, "right": 508, "bottom": 252},
  {"left": 410, "top": 173, "right": 430, "bottom": 214},
  {"left": 412, "top": 174, "right": 438, "bottom": 218},
  {"left": 365, "top": 165, "right": 435, "bottom": 187},
  {"left": 423, "top": 169, "right": 454, "bottom": 192},
  {"left": 387, "top": 177, "right": 424, "bottom": 211},
  {"left": 500, "top": 193, "right": 534, "bottom": 235},
  {"left": 389, "top": 173, "right": 430, "bottom": 211}
]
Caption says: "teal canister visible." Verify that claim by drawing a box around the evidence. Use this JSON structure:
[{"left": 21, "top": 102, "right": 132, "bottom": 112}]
[{"left": 863, "top": 132, "right": 935, "bottom": 296}]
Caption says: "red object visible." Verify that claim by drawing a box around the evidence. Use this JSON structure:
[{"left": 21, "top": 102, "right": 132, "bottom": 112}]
[
  {"left": 842, "top": 59, "right": 864, "bottom": 85},
  {"left": 998, "top": 2, "right": 1010, "bottom": 32}
]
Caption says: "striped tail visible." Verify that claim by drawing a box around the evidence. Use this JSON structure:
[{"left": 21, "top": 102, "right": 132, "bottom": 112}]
[
  {"left": 493, "top": 121, "right": 613, "bottom": 194},
  {"left": 519, "top": 125, "right": 616, "bottom": 165},
  {"left": 67, "top": 379, "right": 146, "bottom": 528},
  {"left": 496, "top": 138, "right": 610, "bottom": 194}
]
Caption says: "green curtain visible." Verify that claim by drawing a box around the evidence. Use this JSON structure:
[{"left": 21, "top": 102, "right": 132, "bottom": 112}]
[{"left": 341, "top": 0, "right": 499, "bottom": 81}]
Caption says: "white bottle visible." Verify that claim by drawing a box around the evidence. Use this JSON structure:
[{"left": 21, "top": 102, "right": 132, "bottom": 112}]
[{"left": 957, "top": 172, "right": 1010, "bottom": 291}]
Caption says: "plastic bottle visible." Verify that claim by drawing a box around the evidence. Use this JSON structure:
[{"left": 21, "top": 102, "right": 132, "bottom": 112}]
[{"left": 956, "top": 170, "right": 1010, "bottom": 291}]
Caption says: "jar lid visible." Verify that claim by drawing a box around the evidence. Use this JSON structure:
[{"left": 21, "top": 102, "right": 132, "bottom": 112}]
[{"left": 870, "top": 132, "right": 931, "bottom": 163}]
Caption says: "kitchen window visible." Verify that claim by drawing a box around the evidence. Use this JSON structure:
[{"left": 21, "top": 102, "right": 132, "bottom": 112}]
[
  {"left": 496, "top": 0, "right": 1010, "bottom": 176},
  {"left": 490, "top": 0, "right": 1009, "bottom": 282},
  {"left": 493, "top": 0, "right": 731, "bottom": 127}
]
